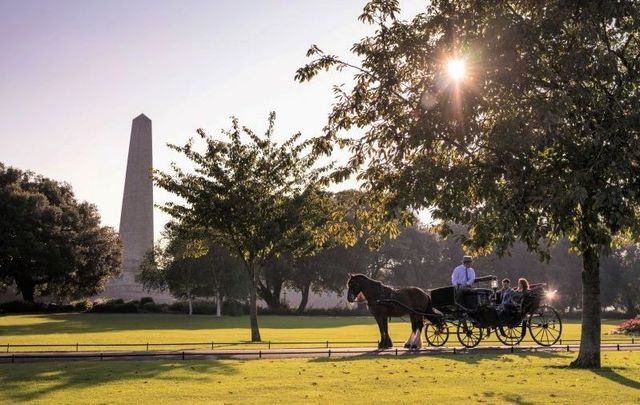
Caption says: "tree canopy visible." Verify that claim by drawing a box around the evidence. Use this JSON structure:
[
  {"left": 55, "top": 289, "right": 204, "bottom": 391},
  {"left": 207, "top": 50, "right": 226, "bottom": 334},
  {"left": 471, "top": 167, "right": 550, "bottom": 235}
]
[
  {"left": 297, "top": 0, "right": 640, "bottom": 367},
  {"left": 0, "top": 163, "right": 122, "bottom": 302},
  {"left": 155, "top": 113, "right": 336, "bottom": 341}
]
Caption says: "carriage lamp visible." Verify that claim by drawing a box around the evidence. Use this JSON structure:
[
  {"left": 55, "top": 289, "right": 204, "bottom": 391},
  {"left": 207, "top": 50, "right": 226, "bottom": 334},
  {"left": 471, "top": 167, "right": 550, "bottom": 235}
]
[
  {"left": 490, "top": 279, "right": 499, "bottom": 289},
  {"left": 545, "top": 290, "right": 558, "bottom": 300}
]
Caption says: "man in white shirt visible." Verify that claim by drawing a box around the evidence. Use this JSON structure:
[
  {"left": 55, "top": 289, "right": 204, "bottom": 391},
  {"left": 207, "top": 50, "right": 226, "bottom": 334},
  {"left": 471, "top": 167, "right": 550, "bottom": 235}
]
[{"left": 451, "top": 256, "right": 476, "bottom": 288}]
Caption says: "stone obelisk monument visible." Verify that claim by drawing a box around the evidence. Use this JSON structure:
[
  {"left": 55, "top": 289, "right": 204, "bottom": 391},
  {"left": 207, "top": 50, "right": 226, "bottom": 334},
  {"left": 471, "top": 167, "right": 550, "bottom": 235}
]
[{"left": 105, "top": 114, "right": 154, "bottom": 300}]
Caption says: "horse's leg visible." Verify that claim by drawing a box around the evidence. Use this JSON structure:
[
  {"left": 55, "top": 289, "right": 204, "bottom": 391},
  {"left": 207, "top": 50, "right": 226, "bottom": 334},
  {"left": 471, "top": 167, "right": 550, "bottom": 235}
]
[
  {"left": 408, "top": 315, "right": 423, "bottom": 349},
  {"left": 404, "top": 315, "right": 417, "bottom": 348},
  {"left": 413, "top": 315, "right": 424, "bottom": 349},
  {"left": 374, "top": 315, "right": 386, "bottom": 349},
  {"left": 381, "top": 317, "right": 392, "bottom": 349}
]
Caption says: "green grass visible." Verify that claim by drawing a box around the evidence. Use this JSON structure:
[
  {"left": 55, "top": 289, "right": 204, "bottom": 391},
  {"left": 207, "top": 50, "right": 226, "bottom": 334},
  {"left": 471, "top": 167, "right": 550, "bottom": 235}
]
[
  {"left": 0, "top": 314, "right": 631, "bottom": 351},
  {"left": 0, "top": 352, "right": 638, "bottom": 404}
]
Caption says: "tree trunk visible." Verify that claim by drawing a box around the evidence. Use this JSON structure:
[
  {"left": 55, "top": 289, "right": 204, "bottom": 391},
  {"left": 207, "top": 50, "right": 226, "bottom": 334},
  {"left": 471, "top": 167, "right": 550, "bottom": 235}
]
[
  {"left": 216, "top": 292, "right": 222, "bottom": 317},
  {"left": 15, "top": 275, "right": 36, "bottom": 303},
  {"left": 296, "top": 282, "right": 311, "bottom": 314},
  {"left": 248, "top": 267, "right": 261, "bottom": 342},
  {"left": 570, "top": 248, "right": 601, "bottom": 368},
  {"left": 188, "top": 295, "right": 193, "bottom": 316}
]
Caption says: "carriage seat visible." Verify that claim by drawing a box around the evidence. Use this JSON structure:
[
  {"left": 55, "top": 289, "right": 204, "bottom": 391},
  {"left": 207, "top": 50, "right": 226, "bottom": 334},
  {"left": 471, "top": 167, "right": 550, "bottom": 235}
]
[{"left": 430, "top": 286, "right": 492, "bottom": 311}]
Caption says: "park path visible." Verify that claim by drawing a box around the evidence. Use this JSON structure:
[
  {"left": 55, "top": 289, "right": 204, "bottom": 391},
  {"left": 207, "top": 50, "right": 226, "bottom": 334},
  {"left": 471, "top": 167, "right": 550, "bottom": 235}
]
[{"left": 1, "top": 343, "right": 638, "bottom": 363}]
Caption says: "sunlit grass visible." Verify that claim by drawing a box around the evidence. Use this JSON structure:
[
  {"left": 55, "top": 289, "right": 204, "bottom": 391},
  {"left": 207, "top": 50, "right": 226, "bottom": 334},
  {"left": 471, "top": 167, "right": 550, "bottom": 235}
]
[
  {"left": 0, "top": 352, "right": 638, "bottom": 404},
  {"left": 0, "top": 314, "right": 630, "bottom": 352}
]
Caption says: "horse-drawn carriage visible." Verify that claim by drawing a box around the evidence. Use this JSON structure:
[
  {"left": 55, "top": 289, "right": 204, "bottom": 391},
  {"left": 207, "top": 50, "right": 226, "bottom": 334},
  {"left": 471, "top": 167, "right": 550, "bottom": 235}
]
[
  {"left": 423, "top": 275, "right": 563, "bottom": 348},
  {"left": 346, "top": 273, "right": 562, "bottom": 350}
]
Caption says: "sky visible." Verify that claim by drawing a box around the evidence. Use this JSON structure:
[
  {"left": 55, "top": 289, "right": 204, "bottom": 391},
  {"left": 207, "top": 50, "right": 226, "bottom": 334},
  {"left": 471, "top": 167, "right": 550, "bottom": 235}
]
[{"left": 0, "top": 0, "right": 426, "bottom": 239}]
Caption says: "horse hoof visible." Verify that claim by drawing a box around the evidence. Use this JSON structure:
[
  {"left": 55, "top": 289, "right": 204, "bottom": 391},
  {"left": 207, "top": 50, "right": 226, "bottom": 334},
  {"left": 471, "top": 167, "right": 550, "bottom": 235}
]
[{"left": 403, "top": 342, "right": 410, "bottom": 349}]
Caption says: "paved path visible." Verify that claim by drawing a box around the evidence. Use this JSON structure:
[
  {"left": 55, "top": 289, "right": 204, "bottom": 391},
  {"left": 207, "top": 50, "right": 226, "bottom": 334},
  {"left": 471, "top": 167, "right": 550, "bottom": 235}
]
[{"left": 1, "top": 343, "right": 638, "bottom": 363}]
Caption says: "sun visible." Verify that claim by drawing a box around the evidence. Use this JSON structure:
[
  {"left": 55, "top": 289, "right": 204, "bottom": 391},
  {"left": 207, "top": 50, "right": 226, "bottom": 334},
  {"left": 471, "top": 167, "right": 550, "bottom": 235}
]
[{"left": 446, "top": 58, "right": 466, "bottom": 81}]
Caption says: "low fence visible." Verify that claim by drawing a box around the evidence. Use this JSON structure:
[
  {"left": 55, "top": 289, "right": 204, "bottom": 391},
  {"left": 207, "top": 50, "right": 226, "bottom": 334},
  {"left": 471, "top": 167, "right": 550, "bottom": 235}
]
[
  {"left": 1, "top": 343, "right": 639, "bottom": 364},
  {"left": 2, "top": 336, "right": 636, "bottom": 353}
]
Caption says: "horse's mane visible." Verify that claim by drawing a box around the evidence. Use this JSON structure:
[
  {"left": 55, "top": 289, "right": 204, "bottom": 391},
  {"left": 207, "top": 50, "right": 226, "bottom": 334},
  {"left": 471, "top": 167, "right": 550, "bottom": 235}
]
[{"left": 350, "top": 273, "right": 394, "bottom": 291}]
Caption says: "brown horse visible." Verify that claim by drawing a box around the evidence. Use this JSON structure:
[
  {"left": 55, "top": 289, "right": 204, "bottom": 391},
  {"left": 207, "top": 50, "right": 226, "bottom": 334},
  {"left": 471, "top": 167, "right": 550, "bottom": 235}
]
[{"left": 347, "top": 273, "right": 437, "bottom": 349}]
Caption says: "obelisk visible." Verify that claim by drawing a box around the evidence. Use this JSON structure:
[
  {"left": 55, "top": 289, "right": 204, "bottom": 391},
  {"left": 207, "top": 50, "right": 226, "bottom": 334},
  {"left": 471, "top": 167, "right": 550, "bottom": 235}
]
[{"left": 106, "top": 114, "right": 154, "bottom": 299}]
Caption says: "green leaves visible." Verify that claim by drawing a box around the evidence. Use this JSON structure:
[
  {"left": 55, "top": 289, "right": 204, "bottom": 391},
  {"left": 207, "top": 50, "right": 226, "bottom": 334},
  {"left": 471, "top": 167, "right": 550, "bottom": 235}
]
[
  {"left": 298, "top": 0, "right": 640, "bottom": 259},
  {"left": 0, "top": 163, "right": 122, "bottom": 302}
]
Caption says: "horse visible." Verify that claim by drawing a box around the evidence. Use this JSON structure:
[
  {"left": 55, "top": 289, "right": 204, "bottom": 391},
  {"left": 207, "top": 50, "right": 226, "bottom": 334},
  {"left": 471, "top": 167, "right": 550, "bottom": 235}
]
[{"left": 346, "top": 273, "right": 438, "bottom": 349}]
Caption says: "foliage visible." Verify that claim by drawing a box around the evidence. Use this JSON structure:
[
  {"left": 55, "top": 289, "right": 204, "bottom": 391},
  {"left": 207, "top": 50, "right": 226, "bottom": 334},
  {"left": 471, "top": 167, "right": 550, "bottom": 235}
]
[
  {"left": 89, "top": 300, "right": 138, "bottom": 313},
  {"left": 136, "top": 222, "right": 248, "bottom": 314},
  {"left": 0, "top": 163, "right": 122, "bottom": 302},
  {"left": 154, "top": 113, "right": 335, "bottom": 341},
  {"left": 297, "top": 0, "right": 640, "bottom": 368}
]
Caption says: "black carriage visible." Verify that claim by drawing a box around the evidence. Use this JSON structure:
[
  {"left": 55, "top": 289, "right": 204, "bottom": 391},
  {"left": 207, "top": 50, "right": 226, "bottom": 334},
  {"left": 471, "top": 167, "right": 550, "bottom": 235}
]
[{"left": 423, "top": 276, "right": 562, "bottom": 348}]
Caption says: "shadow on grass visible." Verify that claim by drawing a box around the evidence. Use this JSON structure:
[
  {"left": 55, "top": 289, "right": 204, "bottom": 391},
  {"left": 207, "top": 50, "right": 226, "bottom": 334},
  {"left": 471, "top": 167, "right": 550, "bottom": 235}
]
[
  {"left": 547, "top": 364, "right": 640, "bottom": 390},
  {"left": 310, "top": 350, "right": 566, "bottom": 365},
  {"left": 591, "top": 367, "right": 640, "bottom": 390},
  {"left": 0, "top": 359, "right": 236, "bottom": 402}
]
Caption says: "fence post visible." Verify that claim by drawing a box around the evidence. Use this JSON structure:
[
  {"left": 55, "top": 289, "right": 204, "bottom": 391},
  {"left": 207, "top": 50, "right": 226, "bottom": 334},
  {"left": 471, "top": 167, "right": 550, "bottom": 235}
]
[
  {"left": 6, "top": 344, "right": 8, "bottom": 353},
  {"left": 11, "top": 354, "right": 14, "bottom": 364},
  {"left": 566, "top": 345, "right": 570, "bottom": 352},
  {"left": 328, "top": 349, "right": 331, "bottom": 358},
  {"left": 146, "top": 343, "right": 149, "bottom": 352},
  {"left": 182, "top": 351, "right": 185, "bottom": 360},
  {"left": 633, "top": 337, "right": 635, "bottom": 345},
  {"left": 453, "top": 347, "right": 456, "bottom": 354},
  {"left": 510, "top": 346, "right": 514, "bottom": 353},
  {"left": 100, "top": 353, "right": 103, "bottom": 361},
  {"left": 395, "top": 348, "right": 398, "bottom": 356},
  {"left": 211, "top": 341, "right": 214, "bottom": 350},
  {"left": 76, "top": 343, "right": 79, "bottom": 352},
  {"left": 268, "top": 341, "right": 271, "bottom": 350},
  {"left": 617, "top": 344, "right": 620, "bottom": 351},
  {"left": 326, "top": 340, "right": 329, "bottom": 349},
  {"left": 259, "top": 350, "right": 262, "bottom": 359}
]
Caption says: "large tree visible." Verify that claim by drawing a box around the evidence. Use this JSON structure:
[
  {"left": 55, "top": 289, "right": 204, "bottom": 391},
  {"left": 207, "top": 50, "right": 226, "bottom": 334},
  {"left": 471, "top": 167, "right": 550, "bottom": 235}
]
[
  {"left": 297, "top": 0, "right": 639, "bottom": 367},
  {"left": 155, "top": 113, "right": 332, "bottom": 341},
  {"left": 0, "top": 163, "right": 122, "bottom": 302}
]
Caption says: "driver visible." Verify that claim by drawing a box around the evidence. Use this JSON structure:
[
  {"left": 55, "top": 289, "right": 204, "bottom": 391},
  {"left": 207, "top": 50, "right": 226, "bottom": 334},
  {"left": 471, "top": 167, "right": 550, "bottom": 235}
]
[
  {"left": 452, "top": 256, "right": 476, "bottom": 288},
  {"left": 452, "top": 256, "right": 476, "bottom": 306}
]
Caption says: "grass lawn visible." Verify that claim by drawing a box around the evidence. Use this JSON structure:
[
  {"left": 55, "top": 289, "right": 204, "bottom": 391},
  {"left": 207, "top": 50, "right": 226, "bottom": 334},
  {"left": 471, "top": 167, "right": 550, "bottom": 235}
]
[
  {"left": 0, "top": 352, "right": 638, "bottom": 404},
  {"left": 0, "top": 314, "right": 631, "bottom": 351}
]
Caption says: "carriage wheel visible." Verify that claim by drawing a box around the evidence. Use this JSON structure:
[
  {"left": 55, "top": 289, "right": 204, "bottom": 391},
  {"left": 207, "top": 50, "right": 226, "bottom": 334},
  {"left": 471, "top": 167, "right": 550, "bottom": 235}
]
[
  {"left": 528, "top": 305, "right": 562, "bottom": 346},
  {"left": 425, "top": 322, "right": 450, "bottom": 347},
  {"left": 456, "top": 319, "right": 483, "bottom": 348},
  {"left": 496, "top": 324, "right": 525, "bottom": 346}
]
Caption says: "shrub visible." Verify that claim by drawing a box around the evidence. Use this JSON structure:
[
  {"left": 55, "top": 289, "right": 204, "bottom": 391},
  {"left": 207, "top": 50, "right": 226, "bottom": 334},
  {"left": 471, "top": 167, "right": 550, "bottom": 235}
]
[
  {"left": 73, "top": 300, "right": 93, "bottom": 312},
  {"left": 0, "top": 301, "right": 78, "bottom": 314},
  {"left": 223, "top": 300, "right": 248, "bottom": 316},
  {"left": 90, "top": 300, "right": 138, "bottom": 313},
  {"left": 612, "top": 319, "right": 640, "bottom": 335},
  {"left": 168, "top": 301, "right": 186, "bottom": 312},
  {"left": 139, "top": 297, "right": 155, "bottom": 307},
  {"left": 141, "top": 302, "right": 164, "bottom": 313}
]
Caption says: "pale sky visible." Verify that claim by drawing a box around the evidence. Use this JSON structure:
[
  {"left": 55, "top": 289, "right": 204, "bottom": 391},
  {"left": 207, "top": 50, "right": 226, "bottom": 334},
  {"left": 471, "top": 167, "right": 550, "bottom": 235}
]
[{"left": 0, "top": 0, "right": 425, "bottom": 239}]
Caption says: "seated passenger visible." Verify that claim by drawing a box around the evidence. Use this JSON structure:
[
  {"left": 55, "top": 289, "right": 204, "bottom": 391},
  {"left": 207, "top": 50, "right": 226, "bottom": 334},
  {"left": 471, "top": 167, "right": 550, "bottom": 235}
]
[
  {"left": 498, "top": 278, "right": 513, "bottom": 305},
  {"left": 517, "top": 278, "right": 530, "bottom": 292}
]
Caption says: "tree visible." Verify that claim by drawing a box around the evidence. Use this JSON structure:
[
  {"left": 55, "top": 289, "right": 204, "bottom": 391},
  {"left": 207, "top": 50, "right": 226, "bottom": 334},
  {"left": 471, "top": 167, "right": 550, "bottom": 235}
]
[
  {"left": 155, "top": 113, "right": 332, "bottom": 341},
  {"left": 137, "top": 223, "right": 247, "bottom": 315},
  {"left": 297, "top": 0, "right": 640, "bottom": 367},
  {"left": 0, "top": 163, "right": 121, "bottom": 302}
]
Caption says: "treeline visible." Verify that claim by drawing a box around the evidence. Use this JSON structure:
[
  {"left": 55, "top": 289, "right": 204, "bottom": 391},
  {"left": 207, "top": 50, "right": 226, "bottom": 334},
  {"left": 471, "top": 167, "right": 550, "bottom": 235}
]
[{"left": 141, "top": 220, "right": 640, "bottom": 318}]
